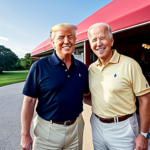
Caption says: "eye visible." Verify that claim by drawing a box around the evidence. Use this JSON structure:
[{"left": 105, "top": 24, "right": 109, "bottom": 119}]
[
  {"left": 101, "top": 37, "right": 105, "bottom": 40},
  {"left": 58, "top": 36, "right": 64, "bottom": 41},
  {"left": 58, "top": 37, "right": 63, "bottom": 40},
  {"left": 92, "top": 39, "right": 97, "bottom": 42},
  {"left": 69, "top": 36, "right": 73, "bottom": 39}
]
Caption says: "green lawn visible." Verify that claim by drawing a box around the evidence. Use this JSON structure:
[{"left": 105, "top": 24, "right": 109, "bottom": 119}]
[{"left": 0, "top": 70, "right": 29, "bottom": 86}]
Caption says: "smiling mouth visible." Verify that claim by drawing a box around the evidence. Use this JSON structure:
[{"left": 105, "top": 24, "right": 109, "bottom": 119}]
[
  {"left": 96, "top": 48, "right": 105, "bottom": 51},
  {"left": 62, "top": 46, "right": 71, "bottom": 49}
]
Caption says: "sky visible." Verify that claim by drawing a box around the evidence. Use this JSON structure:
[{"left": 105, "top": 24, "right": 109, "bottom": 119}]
[{"left": 0, "top": 0, "right": 112, "bottom": 58}]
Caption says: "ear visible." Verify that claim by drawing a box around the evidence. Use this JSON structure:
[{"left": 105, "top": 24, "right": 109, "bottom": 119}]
[
  {"left": 111, "top": 37, "right": 114, "bottom": 46},
  {"left": 74, "top": 38, "right": 76, "bottom": 43},
  {"left": 50, "top": 38, "right": 56, "bottom": 49},
  {"left": 50, "top": 32, "right": 56, "bottom": 49}
]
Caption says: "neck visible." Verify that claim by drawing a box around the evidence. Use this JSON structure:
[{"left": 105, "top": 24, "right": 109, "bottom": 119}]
[
  {"left": 56, "top": 51, "right": 72, "bottom": 69},
  {"left": 56, "top": 52, "right": 71, "bottom": 63},
  {"left": 100, "top": 50, "right": 113, "bottom": 65}
]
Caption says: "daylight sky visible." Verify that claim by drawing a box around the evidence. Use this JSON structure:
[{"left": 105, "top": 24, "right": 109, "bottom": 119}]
[{"left": 0, "top": 0, "right": 112, "bottom": 58}]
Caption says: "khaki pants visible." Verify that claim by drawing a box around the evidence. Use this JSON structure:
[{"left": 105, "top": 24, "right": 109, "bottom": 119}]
[{"left": 33, "top": 114, "right": 84, "bottom": 150}]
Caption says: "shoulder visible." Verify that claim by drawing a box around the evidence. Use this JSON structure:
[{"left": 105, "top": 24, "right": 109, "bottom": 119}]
[
  {"left": 32, "top": 56, "right": 50, "bottom": 67},
  {"left": 120, "top": 55, "right": 140, "bottom": 67},
  {"left": 30, "top": 56, "right": 50, "bottom": 72},
  {"left": 88, "top": 61, "right": 97, "bottom": 71},
  {"left": 74, "top": 59, "right": 87, "bottom": 69}
]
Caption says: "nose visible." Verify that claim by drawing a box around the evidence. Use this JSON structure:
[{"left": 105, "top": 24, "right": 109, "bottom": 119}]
[
  {"left": 64, "top": 37, "right": 69, "bottom": 43},
  {"left": 97, "top": 39, "right": 102, "bottom": 46}
]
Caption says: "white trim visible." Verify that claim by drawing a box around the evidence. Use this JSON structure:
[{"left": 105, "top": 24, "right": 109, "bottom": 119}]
[
  {"left": 32, "top": 42, "right": 51, "bottom": 52},
  {"left": 32, "top": 37, "right": 87, "bottom": 53},
  {"left": 75, "top": 41, "right": 85, "bottom": 45},
  {"left": 76, "top": 39, "right": 89, "bottom": 44},
  {"left": 32, "top": 41, "right": 85, "bottom": 57},
  {"left": 112, "top": 21, "right": 150, "bottom": 34},
  {"left": 84, "top": 39, "right": 89, "bottom": 42},
  {"left": 31, "top": 48, "right": 53, "bottom": 57},
  {"left": 76, "top": 21, "right": 150, "bottom": 39},
  {"left": 32, "top": 21, "right": 150, "bottom": 56}
]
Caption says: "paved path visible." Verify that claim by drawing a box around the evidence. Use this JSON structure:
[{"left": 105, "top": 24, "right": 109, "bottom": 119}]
[
  {"left": 0, "top": 82, "right": 93, "bottom": 150},
  {"left": 0, "top": 82, "right": 25, "bottom": 150},
  {"left": 82, "top": 104, "right": 93, "bottom": 150}
]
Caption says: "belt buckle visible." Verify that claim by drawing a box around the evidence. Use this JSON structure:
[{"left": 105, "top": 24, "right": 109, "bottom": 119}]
[
  {"left": 64, "top": 120, "right": 71, "bottom": 126},
  {"left": 114, "top": 117, "right": 119, "bottom": 123}
]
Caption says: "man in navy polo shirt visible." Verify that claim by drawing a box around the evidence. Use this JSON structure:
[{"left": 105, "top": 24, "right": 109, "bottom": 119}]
[{"left": 21, "top": 23, "right": 89, "bottom": 150}]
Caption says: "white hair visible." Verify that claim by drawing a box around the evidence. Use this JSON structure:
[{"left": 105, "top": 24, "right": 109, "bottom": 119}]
[{"left": 87, "top": 23, "right": 113, "bottom": 40}]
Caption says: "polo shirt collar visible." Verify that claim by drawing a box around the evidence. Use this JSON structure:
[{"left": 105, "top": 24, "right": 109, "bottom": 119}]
[
  {"left": 71, "top": 55, "right": 79, "bottom": 66},
  {"left": 109, "top": 50, "right": 121, "bottom": 64},
  {"left": 96, "top": 49, "right": 121, "bottom": 66},
  {"left": 50, "top": 51, "right": 61, "bottom": 65},
  {"left": 50, "top": 51, "right": 79, "bottom": 66}
]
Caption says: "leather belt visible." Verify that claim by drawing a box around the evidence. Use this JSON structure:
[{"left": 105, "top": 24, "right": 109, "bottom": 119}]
[
  {"left": 95, "top": 113, "right": 133, "bottom": 123},
  {"left": 52, "top": 119, "right": 76, "bottom": 126}
]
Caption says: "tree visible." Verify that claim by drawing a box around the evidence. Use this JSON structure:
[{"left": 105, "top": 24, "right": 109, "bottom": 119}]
[
  {"left": 12, "top": 59, "right": 24, "bottom": 70},
  {"left": 20, "top": 60, "right": 27, "bottom": 69},
  {"left": 20, "top": 53, "right": 38, "bottom": 70},
  {"left": 0, "top": 45, "right": 18, "bottom": 74}
]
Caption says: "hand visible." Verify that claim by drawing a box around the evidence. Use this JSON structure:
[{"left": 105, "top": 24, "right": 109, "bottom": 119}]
[
  {"left": 134, "top": 134, "right": 148, "bottom": 150},
  {"left": 21, "top": 134, "right": 33, "bottom": 150}
]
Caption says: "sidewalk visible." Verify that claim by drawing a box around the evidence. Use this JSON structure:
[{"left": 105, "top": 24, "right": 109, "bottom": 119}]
[{"left": 82, "top": 104, "right": 93, "bottom": 150}]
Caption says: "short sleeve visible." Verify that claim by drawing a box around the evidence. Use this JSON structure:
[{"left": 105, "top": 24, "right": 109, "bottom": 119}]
[
  {"left": 131, "top": 61, "right": 150, "bottom": 96},
  {"left": 22, "top": 63, "right": 38, "bottom": 98}
]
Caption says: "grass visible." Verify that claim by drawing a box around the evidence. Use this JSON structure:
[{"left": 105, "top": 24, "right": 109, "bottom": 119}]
[{"left": 0, "top": 70, "right": 29, "bottom": 86}]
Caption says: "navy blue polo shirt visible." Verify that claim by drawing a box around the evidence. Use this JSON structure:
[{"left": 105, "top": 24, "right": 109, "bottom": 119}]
[{"left": 23, "top": 51, "right": 89, "bottom": 121}]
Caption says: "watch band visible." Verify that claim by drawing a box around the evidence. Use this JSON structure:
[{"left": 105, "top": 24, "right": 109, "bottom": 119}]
[
  {"left": 140, "top": 132, "right": 150, "bottom": 139},
  {"left": 140, "top": 132, "right": 147, "bottom": 138}
]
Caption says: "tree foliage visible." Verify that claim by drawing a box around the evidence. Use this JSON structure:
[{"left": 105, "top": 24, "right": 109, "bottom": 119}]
[
  {"left": 0, "top": 45, "right": 18, "bottom": 73},
  {"left": 20, "top": 53, "right": 38, "bottom": 69},
  {"left": 12, "top": 59, "right": 24, "bottom": 70}
]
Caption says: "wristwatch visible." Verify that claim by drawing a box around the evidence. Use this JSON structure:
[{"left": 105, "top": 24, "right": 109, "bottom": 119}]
[{"left": 140, "top": 132, "right": 150, "bottom": 139}]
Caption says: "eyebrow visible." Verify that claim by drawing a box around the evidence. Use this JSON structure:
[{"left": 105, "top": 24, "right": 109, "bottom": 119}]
[
  {"left": 58, "top": 35, "right": 65, "bottom": 38},
  {"left": 91, "top": 35, "right": 106, "bottom": 40},
  {"left": 58, "top": 34, "right": 72, "bottom": 37},
  {"left": 91, "top": 37, "right": 97, "bottom": 41}
]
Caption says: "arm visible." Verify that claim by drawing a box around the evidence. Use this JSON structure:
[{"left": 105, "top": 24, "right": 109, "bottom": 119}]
[
  {"left": 138, "top": 93, "right": 150, "bottom": 133},
  {"left": 21, "top": 96, "right": 37, "bottom": 150},
  {"left": 134, "top": 93, "right": 150, "bottom": 150},
  {"left": 83, "top": 93, "right": 92, "bottom": 106}
]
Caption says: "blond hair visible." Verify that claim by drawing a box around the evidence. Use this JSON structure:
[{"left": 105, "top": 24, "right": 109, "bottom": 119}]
[
  {"left": 50, "top": 23, "right": 77, "bottom": 41},
  {"left": 87, "top": 23, "right": 113, "bottom": 40}
]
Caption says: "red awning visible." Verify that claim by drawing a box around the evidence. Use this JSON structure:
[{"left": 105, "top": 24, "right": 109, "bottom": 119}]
[
  {"left": 31, "top": 0, "right": 150, "bottom": 56},
  {"left": 30, "top": 56, "right": 40, "bottom": 59}
]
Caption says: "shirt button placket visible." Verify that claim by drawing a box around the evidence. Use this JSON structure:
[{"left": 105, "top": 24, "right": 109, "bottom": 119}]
[
  {"left": 62, "top": 63, "right": 70, "bottom": 78},
  {"left": 65, "top": 69, "right": 70, "bottom": 78},
  {"left": 62, "top": 63, "right": 69, "bottom": 78}
]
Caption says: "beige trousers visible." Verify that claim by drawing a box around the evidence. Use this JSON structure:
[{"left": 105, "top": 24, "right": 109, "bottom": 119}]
[{"left": 33, "top": 114, "right": 84, "bottom": 150}]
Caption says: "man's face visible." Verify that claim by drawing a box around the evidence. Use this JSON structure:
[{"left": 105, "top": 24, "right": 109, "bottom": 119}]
[
  {"left": 52, "top": 30, "right": 76, "bottom": 57},
  {"left": 89, "top": 25, "right": 113, "bottom": 62}
]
